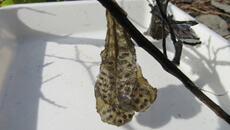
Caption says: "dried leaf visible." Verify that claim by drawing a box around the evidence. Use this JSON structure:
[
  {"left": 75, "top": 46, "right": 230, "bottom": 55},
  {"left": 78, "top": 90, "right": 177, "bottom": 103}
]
[{"left": 95, "top": 10, "right": 157, "bottom": 126}]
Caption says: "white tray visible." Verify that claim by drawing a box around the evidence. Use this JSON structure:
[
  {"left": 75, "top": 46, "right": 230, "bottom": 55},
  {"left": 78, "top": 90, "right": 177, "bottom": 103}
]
[{"left": 0, "top": 0, "right": 229, "bottom": 130}]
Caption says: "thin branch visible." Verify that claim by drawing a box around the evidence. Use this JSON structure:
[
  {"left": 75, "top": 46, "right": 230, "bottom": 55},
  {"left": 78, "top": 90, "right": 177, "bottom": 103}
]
[
  {"left": 155, "top": 0, "right": 177, "bottom": 45},
  {"left": 162, "top": 19, "right": 167, "bottom": 56},
  {"left": 97, "top": 0, "right": 230, "bottom": 124},
  {"left": 159, "top": 0, "right": 168, "bottom": 56},
  {"left": 155, "top": 0, "right": 182, "bottom": 64}
]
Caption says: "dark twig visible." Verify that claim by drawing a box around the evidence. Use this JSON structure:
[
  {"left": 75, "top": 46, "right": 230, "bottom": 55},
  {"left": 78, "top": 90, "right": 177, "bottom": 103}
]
[
  {"left": 162, "top": 19, "right": 167, "bottom": 56},
  {"left": 161, "top": 0, "right": 169, "bottom": 57},
  {"left": 160, "top": 0, "right": 168, "bottom": 56},
  {"left": 97, "top": 0, "right": 230, "bottom": 124},
  {"left": 155, "top": 0, "right": 177, "bottom": 49},
  {"left": 155, "top": 0, "right": 183, "bottom": 65},
  {"left": 147, "top": 0, "right": 201, "bottom": 65}
]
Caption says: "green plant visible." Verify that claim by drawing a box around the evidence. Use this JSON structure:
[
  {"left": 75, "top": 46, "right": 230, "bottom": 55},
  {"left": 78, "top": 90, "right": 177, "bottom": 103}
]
[{"left": 0, "top": 0, "right": 62, "bottom": 7}]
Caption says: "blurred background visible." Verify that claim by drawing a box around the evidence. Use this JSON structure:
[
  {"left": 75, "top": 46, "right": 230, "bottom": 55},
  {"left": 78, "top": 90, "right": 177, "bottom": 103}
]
[{"left": 171, "top": 0, "right": 230, "bottom": 41}]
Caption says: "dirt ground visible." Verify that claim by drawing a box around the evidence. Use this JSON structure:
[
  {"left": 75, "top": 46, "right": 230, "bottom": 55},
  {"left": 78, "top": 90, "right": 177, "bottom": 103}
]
[{"left": 170, "top": 0, "right": 230, "bottom": 41}]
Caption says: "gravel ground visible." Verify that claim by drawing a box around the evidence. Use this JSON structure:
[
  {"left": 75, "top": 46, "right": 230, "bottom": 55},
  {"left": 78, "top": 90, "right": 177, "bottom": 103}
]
[{"left": 171, "top": 0, "right": 230, "bottom": 41}]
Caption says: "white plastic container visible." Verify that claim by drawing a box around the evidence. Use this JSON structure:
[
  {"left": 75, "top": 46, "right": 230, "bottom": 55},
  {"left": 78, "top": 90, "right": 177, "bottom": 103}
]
[{"left": 0, "top": 0, "right": 229, "bottom": 130}]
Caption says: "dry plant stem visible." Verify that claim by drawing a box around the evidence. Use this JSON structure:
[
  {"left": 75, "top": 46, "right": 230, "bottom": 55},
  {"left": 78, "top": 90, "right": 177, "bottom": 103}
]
[
  {"left": 162, "top": 18, "right": 167, "bottom": 56},
  {"left": 162, "top": 21, "right": 167, "bottom": 56},
  {"left": 97, "top": 0, "right": 230, "bottom": 124},
  {"left": 157, "top": 0, "right": 167, "bottom": 56},
  {"left": 155, "top": 0, "right": 182, "bottom": 64},
  {"left": 155, "top": 0, "right": 177, "bottom": 45}
]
